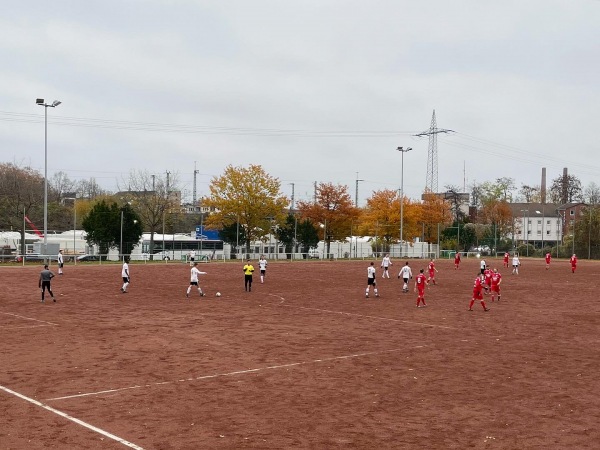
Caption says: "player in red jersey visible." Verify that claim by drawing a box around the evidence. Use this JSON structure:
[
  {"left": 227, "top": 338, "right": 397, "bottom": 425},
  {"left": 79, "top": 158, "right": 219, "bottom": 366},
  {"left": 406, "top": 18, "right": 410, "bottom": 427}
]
[
  {"left": 545, "top": 252, "right": 551, "bottom": 270},
  {"left": 427, "top": 259, "right": 438, "bottom": 285},
  {"left": 454, "top": 251, "right": 461, "bottom": 270},
  {"left": 490, "top": 269, "right": 502, "bottom": 302},
  {"left": 570, "top": 253, "right": 577, "bottom": 273},
  {"left": 483, "top": 267, "right": 493, "bottom": 294},
  {"left": 414, "top": 269, "right": 428, "bottom": 307},
  {"left": 469, "top": 273, "right": 489, "bottom": 311},
  {"left": 503, "top": 252, "right": 510, "bottom": 268}
]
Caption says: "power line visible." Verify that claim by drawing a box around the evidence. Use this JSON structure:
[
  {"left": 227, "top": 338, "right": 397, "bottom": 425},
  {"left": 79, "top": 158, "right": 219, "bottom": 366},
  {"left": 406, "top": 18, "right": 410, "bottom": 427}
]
[{"left": 0, "top": 111, "right": 417, "bottom": 138}]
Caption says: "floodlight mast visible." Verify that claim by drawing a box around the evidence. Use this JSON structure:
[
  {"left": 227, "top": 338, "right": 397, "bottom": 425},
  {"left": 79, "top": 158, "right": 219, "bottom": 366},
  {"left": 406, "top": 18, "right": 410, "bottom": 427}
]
[
  {"left": 36, "top": 98, "right": 62, "bottom": 260},
  {"left": 397, "top": 146, "right": 412, "bottom": 251}
]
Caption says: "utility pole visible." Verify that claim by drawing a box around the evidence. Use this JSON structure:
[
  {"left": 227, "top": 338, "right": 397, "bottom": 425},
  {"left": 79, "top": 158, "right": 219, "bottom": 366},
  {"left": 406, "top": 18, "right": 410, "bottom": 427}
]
[
  {"left": 314, "top": 181, "right": 317, "bottom": 203},
  {"left": 151, "top": 174, "right": 156, "bottom": 191},
  {"left": 355, "top": 172, "right": 364, "bottom": 207}
]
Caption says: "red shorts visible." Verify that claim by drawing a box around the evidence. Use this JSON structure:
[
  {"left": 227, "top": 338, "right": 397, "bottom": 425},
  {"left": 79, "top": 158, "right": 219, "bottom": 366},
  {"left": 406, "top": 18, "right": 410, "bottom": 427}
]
[
  {"left": 472, "top": 290, "right": 483, "bottom": 300},
  {"left": 491, "top": 285, "right": 500, "bottom": 293},
  {"left": 417, "top": 289, "right": 425, "bottom": 297},
  {"left": 428, "top": 271, "right": 435, "bottom": 278}
]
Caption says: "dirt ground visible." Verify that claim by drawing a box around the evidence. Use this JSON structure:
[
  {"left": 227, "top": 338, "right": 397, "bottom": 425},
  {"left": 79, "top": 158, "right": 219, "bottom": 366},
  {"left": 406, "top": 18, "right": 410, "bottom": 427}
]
[{"left": 1, "top": 256, "right": 599, "bottom": 449}]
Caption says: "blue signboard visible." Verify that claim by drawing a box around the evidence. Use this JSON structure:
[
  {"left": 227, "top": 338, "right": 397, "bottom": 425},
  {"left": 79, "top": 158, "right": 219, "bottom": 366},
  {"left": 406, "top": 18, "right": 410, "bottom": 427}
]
[{"left": 195, "top": 226, "right": 220, "bottom": 240}]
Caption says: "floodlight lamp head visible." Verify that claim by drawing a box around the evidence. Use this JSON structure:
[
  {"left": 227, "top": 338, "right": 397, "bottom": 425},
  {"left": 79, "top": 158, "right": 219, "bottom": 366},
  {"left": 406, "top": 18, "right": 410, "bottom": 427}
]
[
  {"left": 36, "top": 98, "right": 44, "bottom": 105},
  {"left": 52, "top": 100, "right": 61, "bottom": 107}
]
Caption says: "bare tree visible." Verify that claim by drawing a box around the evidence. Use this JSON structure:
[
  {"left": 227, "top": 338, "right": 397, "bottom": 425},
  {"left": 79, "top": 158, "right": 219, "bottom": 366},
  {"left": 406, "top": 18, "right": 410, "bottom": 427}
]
[
  {"left": 550, "top": 174, "right": 583, "bottom": 204},
  {"left": 0, "top": 163, "right": 44, "bottom": 254},
  {"left": 470, "top": 182, "right": 483, "bottom": 209},
  {"left": 50, "top": 171, "right": 76, "bottom": 203},
  {"left": 519, "top": 184, "right": 541, "bottom": 203},
  {"left": 584, "top": 182, "right": 600, "bottom": 205},
  {"left": 444, "top": 184, "right": 465, "bottom": 222},
  {"left": 77, "top": 178, "right": 107, "bottom": 199},
  {"left": 495, "top": 177, "right": 516, "bottom": 201},
  {"left": 119, "top": 171, "right": 179, "bottom": 260}
]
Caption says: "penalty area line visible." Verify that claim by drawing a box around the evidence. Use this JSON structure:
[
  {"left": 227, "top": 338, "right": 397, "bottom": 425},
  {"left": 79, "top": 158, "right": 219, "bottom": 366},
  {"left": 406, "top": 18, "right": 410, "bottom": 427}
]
[
  {"left": 0, "top": 312, "right": 58, "bottom": 326},
  {"left": 0, "top": 384, "right": 144, "bottom": 450},
  {"left": 47, "top": 346, "right": 424, "bottom": 402},
  {"left": 281, "top": 305, "right": 457, "bottom": 330}
]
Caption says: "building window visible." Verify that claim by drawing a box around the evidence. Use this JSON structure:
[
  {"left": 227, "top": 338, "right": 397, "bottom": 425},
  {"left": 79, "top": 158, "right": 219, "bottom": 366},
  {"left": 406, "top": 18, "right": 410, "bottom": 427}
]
[
  {"left": 528, "top": 220, "right": 531, "bottom": 225},
  {"left": 537, "top": 220, "right": 542, "bottom": 225},
  {"left": 546, "top": 230, "right": 551, "bottom": 235},
  {"left": 570, "top": 210, "right": 575, "bottom": 216},
  {"left": 527, "top": 230, "right": 531, "bottom": 235},
  {"left": 537, "top": 230, "right": 541, "bottom": 235},
  {"left": 547, "top": 220, "right": 551, "bottom": 225}
]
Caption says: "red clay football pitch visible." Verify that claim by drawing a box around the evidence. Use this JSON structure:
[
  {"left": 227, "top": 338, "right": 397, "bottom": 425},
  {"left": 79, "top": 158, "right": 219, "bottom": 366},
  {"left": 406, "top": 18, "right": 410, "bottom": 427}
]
[{"left": 1, "top": 256, "right": 599, "bottom": 449}]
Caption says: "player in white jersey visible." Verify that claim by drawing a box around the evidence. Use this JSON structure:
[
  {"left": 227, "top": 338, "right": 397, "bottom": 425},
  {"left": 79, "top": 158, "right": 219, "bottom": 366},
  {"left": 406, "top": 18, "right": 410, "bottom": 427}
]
[
  {"left": 512, "top": 254, "right": 521, "bottom": 275},
  {"left": 258, "top": 255, "right": 268, "bottom": 283},
  {"left": 365, "top": 262, "right": 379, "bottom": 298},
  {"left": 381, "top": 254, "right": 392, "bottom": 278},
  {"left": 57, "top": 250, "right": 64, "bottom": 275},
  {"left": 186, "top": 262, "right": 207, "bottom": 298},
  {"left": 120, "top": 258, "right": 130, "bottom": 293},
  {"left": 398, "top": 261, "right": 413, "bottom": 293}
]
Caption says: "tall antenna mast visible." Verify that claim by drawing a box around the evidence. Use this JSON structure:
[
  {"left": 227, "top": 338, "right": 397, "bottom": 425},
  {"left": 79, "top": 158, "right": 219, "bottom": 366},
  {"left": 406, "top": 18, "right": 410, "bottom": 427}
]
[
  {"left": 289, "top": 183, "right": 295, "bottom": 211},
  {"left": 414, "top": 110, "right": 453, "bottom": 193},
  {"left": 193, "top": 161, "right": 199, "bottom": 210},
  {"left": 355, "top": 172, "right": 364, "bottom": 207}
]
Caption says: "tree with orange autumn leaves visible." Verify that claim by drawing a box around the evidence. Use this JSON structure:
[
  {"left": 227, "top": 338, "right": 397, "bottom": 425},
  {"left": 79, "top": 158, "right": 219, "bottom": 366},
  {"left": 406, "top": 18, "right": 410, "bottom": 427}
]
[
  {"left": 359, "top": 189, "right": 421, "bottom": 248},
  {"left": 296, "top": 182, "right": 360, "bottom": 255},
  {"left": 202, "top": 164, "right": 289, "bottom": 253},
  {"left": 419, "top": 192, "right": 453, "bottom": 243}
]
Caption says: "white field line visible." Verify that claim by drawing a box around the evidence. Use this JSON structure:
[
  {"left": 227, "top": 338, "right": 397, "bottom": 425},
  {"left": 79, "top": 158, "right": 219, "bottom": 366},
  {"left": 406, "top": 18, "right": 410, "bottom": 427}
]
[
  {"left": 0, "top": 384, "right": 144, "bottom": 450},
  {"left": 265, "top": 294, "right": 457, "bottom": 330},
  {"left": 46, "top": 346, "right": 425, "bottom": 402},
  {"left": 0, "top": 312, "right": 58, "bottom": 326},
  {"left": 1, "top": 324, "right": 56, "bottom": 329}
]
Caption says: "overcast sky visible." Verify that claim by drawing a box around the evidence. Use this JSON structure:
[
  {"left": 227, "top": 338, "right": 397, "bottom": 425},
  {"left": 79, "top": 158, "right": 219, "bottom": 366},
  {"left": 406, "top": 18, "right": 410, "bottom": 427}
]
[{"left": 1, "top": 1, "right": 599, "bottom": 205}]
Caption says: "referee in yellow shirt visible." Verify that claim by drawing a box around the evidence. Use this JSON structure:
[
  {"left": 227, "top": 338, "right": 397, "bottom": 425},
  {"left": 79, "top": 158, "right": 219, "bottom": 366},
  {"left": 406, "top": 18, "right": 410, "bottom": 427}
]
[{"left": 243, "top": 259, "right": 255, "bottom": 292}]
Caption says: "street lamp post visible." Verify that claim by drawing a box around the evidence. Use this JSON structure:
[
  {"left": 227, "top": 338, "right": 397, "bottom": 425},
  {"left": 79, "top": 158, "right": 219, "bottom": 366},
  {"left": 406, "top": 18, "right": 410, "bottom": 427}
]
[
  {"left": 320, "top": 220, "right": 327, "bottom": 259},
  {"left": 120, "top": 203, "right": 133, "bottom": 261},
  {"left": 36, "top": 98, "right": 61, "bottom": 259},
  {"left": 120, "top": 209, "right": 124, "bottom": 261},
  {"left": 572, "top": 209, "right": 576, "bottom": 256},
  {"left": 520, "top": 209, "right": 529, "bottom": 256},
  {"left": 588, "top": 206, "right": 592, "bottom": 259},
  {"left": 536, "top": 210, "right": 544, "bottom": 252},
  {"left": 65, "top": 196, "right": 77, "bottom": 264},
  {"left": 556, "top": 213, "right": 562, "bottom": 258},
  {"left": 397, "top": 146, "right": 412, "bottom": 257}
]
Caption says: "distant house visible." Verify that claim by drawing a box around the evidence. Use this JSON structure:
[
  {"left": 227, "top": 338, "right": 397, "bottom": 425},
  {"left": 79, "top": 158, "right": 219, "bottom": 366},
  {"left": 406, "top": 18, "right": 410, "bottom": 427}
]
[
  {"left": 556, "top": 202, "right": 587, "bottom": 238},
  {"left": 507, "top": 203, "right": 562, "bottom": 247}
]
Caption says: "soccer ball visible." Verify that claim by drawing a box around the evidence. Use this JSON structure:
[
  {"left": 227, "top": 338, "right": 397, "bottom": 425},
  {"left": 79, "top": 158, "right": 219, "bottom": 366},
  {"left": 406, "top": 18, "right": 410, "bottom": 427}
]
[
  {"left": 215, "top": 292, "right": 221, "bottom": 297},
  {"left": 476, "top": 253, "right": 481, "bottom": 258}
]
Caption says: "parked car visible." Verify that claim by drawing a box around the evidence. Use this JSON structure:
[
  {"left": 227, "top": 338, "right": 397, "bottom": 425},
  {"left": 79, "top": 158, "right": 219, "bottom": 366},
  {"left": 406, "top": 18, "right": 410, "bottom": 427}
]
[
  {"left": 307, "top": 248, "right": 320, "bottom": 259},
  {"left": 141, "top": 251, "right": 171, "bottom": 260},
  {"left": 76, "top": 254, "right": 100, "bottom": 262}
]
